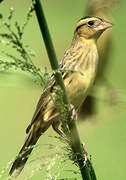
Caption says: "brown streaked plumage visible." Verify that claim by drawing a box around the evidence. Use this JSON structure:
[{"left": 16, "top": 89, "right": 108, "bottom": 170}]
[{"left": 9, "top": 16, "right": 112, "bottom": 177}]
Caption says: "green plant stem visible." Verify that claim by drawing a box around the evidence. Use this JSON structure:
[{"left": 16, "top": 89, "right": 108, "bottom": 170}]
[
  {"left": 32, "top": 0, "right": 68, "bottom": 105},
  {"left": 32, "top": 0, "right": 96, "bottom": 179}
]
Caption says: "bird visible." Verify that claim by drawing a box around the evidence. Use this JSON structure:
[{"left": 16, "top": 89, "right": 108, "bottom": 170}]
[{"left": 9, "top": 16, "right": 112, "bottom": 177}]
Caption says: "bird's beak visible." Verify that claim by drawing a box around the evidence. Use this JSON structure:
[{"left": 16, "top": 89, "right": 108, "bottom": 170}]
[{"left": 98, "top": 20, "right": 113, "bottom": 31}]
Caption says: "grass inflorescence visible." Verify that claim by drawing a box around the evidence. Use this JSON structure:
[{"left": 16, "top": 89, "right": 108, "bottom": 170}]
[{"left": 0, "top": 5, "right": 50, "bottom": 87}]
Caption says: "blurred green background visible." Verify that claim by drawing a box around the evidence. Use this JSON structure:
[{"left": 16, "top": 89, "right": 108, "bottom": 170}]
[{"left": 0, "top": 0, "right": 126, "bottom": 179}]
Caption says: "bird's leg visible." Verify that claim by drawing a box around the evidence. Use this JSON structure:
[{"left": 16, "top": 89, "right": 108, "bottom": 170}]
[{"left": 70, "top": 104, "right": 78, "bottom": 121}]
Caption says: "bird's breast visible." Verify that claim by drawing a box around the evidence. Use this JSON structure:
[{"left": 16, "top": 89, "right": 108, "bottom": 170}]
[{"left": 65, "top": 45, "right": 98, "bottom": 109}]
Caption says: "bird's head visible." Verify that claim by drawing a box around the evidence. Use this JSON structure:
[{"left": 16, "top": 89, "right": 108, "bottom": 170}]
[{"left": 75, "top": 16, "right": 113, "bottom": 40}]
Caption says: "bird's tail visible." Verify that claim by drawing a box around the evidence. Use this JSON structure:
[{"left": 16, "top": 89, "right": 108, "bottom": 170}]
[{"left": 9, "top": 130, "right": 39, "bottom": 177}]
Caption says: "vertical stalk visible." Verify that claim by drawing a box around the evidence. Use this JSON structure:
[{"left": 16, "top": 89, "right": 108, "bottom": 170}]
[
  {"left": 32, "top": 0, "right": 96, "bottom": 179},
  {"left": 32, "top": 0, "right": 69, "bottom": 105}
]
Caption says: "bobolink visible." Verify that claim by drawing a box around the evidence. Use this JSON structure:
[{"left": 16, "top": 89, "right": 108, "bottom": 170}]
[{"left": 9, "top": 16, "right": 112, "bottom": 176}]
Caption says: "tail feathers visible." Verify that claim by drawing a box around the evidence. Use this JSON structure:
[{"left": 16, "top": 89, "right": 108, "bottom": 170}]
[{"left": 9, "top": 131, "right": 38, "bottom": 177}]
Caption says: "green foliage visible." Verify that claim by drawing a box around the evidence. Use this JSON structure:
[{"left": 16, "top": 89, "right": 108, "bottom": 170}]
[
  {"left": 53, "top": 87, "right": 71, "bottom": 136},
  {"left": 0, "top": 5, "right": 50, "bottom": 87}
]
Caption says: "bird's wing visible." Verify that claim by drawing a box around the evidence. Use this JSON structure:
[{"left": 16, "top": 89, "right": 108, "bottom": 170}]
[
  {"left": 26, "top": 75, "right": 56, "bottom": 133},
  {"left": 26, "top": 49, "right": 73, "bottom": 134}
]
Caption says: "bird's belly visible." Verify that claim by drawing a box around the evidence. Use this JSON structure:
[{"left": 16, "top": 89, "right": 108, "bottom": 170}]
[{"left": 65, "top": 72, "right": 95, "bottom": 109}]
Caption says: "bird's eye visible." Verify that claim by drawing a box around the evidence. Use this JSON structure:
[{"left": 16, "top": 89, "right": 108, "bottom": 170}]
[{"left": 87, "top": 21, "right": 95, "bottom": 26}]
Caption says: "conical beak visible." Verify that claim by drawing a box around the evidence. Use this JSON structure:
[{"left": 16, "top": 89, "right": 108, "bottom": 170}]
[{"left": 98, "top": 20, "right": 113, "bottom": 31}]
